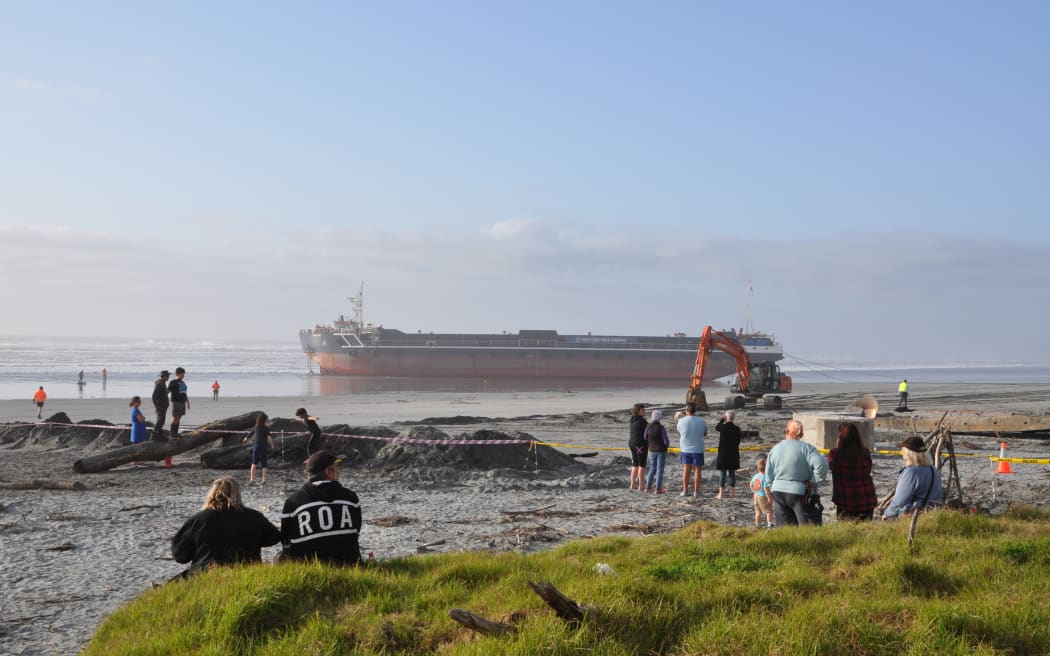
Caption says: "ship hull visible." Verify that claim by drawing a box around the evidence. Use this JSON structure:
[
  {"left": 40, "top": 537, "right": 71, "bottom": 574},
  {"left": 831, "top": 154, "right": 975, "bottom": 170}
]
[{"left": 300, "top": 330, "right": 782, "bottom": 382}]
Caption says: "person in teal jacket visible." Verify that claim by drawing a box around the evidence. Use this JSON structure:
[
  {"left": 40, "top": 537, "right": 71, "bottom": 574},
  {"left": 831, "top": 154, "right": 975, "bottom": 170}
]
[{"left": 766, "top": 419, "right": 828, "bottom": 526}]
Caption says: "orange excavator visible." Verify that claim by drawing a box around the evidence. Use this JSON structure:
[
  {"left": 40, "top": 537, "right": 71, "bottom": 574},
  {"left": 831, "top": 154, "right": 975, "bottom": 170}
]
[{"left": 686, "top": 326, "right": 792, "bottom": 411}]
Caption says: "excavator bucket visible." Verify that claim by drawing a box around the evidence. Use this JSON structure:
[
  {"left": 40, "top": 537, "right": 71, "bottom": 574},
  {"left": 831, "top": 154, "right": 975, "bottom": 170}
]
[{"left": 686, "top": 387, "right": 709, "bottom": 411}]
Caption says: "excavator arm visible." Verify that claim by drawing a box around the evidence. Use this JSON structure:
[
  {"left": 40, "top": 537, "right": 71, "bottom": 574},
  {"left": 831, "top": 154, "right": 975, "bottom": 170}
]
[{"left": 686, "top": 326, "right": 751, "bottom": 410}]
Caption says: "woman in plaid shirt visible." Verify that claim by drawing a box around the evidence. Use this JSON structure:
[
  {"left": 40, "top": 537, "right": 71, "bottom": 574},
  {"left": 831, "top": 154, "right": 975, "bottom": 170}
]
[{"left": 826, "top": 422, "right": 877, "bottom": 520}]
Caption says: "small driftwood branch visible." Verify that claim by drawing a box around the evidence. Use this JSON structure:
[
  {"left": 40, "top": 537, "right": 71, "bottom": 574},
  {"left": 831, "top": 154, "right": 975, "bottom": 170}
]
[
  {"left": 908, "top": 508, "right": 921, "bottom": 551},
  {"left": 0, "top": 480, "right": 88, "bottom": 491},
  {"left": 500, "top": 504, "right": 556, "bottom": 517},
  {"left": 527, "top": 580, "right": 586, "bottom": 624},
  {"left": 448, "top": 609, "right": 517, "bottom": 636}
]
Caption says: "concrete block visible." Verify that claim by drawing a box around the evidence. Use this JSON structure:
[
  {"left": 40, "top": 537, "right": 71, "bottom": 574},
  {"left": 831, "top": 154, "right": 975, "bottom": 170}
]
[{"left": 794, "top": 413, "right": 874, "bottom": 451}]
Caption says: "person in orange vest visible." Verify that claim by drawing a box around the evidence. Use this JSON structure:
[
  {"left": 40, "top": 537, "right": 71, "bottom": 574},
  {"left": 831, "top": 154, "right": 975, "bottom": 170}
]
[
  {"left": 33, "top": 386, "right": 47, "bottom": 419},
  {"left": 212, "top": 380, "right": 220, "bottom": 401}
]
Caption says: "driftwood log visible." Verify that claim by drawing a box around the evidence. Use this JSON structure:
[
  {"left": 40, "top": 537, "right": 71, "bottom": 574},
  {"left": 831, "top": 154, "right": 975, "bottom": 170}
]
[
  {"left": 527, "top": 581, "right": 587, "bottom": 624},
  {"left": 72, "top": 412, "right": 262, "bottom": 474},
  {"left": 448, "top": 609, "right": 517, "bottom": 636},
  {"left": 0, "top": 479, "right": 89, "bottom": 491}
]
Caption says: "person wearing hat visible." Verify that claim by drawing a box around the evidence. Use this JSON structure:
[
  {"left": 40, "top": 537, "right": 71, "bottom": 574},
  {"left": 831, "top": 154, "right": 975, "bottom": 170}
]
[
  {"left": 151, "top": 370, "right": 171, "bottom": 441},
  {"left": 279, "top": 450, "right": 362, "bottom": 565},
  {"left": 295, "top": 408, "right": 323, "bottom": 455},
  {"left": 882, "top": 436, "right": 943, "bottom": 520}
]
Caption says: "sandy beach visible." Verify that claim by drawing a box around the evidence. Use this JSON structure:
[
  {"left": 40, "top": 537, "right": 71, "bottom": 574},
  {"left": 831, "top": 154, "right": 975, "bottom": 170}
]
[{"left": 2, "top": 382, "right": 1049, "bottom": 655}]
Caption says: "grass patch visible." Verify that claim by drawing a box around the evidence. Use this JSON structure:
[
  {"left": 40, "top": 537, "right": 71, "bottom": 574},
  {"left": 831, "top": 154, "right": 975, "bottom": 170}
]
[{"left": 85, "top": 511, "right": 1050, "bottom": 655}]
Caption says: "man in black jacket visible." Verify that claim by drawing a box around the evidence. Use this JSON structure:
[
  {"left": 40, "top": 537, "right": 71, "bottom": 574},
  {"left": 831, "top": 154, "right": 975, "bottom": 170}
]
[
  {"left": 280, "top": 450, "right": 362, "bottom": 565},
  {"left": 151, "top": 370, "right": 170, "bottom": 441}
]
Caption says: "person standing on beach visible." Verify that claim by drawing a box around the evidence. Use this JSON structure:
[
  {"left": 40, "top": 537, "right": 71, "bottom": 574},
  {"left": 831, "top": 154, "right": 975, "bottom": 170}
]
[
  {"left": 766, "top": 419, "right": 828, "bottom": 527},
  {"left": 714, "top": 410, "right": 742, "bottom": 500},
  {"left": 826, "top": 422, "right": 877, "bottom": 521},
  {"left": 152, "top": 370, "right": 170, "bottom": 441},
  {"left": 296, "top": 407, "right": 323, "bottom": 455},
  {"left": 627, "top": 403, "right": 648, "bottom": 491},
  {"left": 643, "top": 410, "right": 670, "bottom": 493},
  {"left": 168, "top": 367, "right": 190, "bottom": 439},
  {"left": 212, "top": 380, "right": 220, "bottom": 401},
  {"left": 243, "top": 413, "right": 275, "bottom": 484},
  {"left": 676, "top": 404, "right": 707, "bottom": 497},
  {"left": 129, "top": 396, "right": 148, "bottom": 444},
  {"left": 33, "top": 386, "right": 47, "bottom": 419},
  {"left": 897, "top": 379, "right": 909, "bottom": 409},
  {"left": 280, "top": 450, "right": 362, "bottom": 565}
]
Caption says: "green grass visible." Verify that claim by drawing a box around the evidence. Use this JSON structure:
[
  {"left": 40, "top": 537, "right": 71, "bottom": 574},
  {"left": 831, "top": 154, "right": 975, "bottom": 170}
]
[{"left": 85, "top": 511, "right": 1050, "bottom": 655}]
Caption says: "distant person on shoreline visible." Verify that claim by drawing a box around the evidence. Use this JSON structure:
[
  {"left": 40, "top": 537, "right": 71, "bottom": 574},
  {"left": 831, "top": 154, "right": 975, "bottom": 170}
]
[
  {"left": 212, "top": 380, "right": 220, "bottom": 401},
  {"left": 101, "top": 368, "right": 107, "bottom": 382},
  {"left": 78, "top": 370, "right": 84, "bottom": 385},
  {"left": 243, "top": 413, "right": 274, "bottom": 484},
  {"left": 296, "top": 407, "right": 323, "bottom": 455},
  {"left": 627, "top": 403, "right": 648, "bottom": 491},
  {"left": 152, "top": 370, "right": 170, "bottom": 441},
  {"left": 897, "top": 379, "right": 909, "bottom": 410},
  {"left": 168, "top": 367, "right": 190, "bottom": 439},
  {"left": 171, "top": 477, "right": 280, "bottom": 579},
  {"left": 714, "top": 410, "right": 741, "bottom": 500},
  {"left": 129, "top": 396, "right": 147, "bottom": 444},
  {"left": 643, "top": 410, "right": 669, "bottom": 494},
  {"left": 33, "top": 386, "right": 47, "bottom": 419},
  {"left": 280, "top": 451, "right": 362, "bottom": 565},
  {"left": 676, "top": 404, "right": 706, "bottom": 498}
]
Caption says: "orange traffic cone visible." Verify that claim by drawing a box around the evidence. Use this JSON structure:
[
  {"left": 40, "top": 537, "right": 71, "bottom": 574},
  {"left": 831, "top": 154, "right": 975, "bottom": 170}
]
[
  {"left": 995, "top": 442, "right": 1013, "bottom": 474},
  {"left": 164, "top": 456, "right": 173, "bottom": 469}
]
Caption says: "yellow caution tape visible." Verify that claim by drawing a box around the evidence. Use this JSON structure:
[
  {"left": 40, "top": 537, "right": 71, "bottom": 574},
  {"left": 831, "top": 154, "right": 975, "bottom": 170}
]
[{"left": 990, "top": 456, "right": 1050, "bottom": 465}]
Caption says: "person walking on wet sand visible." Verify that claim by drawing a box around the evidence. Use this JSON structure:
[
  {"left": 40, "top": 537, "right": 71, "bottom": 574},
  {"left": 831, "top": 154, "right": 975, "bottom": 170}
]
[
  {"left": 33, "top": 386, "right": 47, "bottom": 419},
  {"left": 627, "top": 403, "right": 648, "bottom": 491},
  {"left": 168, "top": 367, "right": 190, "bottom": 438},
  {"left": 897, "top": 379, "right": 909, "bottom": 410},
  {"left": 152, "top": 370, "right": 170, "bottom": 441},
  {"left": 212, "top": 380, "right": 220, "bottom": 401}
]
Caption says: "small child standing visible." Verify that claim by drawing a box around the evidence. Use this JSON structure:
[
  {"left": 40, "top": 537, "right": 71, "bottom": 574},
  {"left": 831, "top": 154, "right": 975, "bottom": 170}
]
[
  {"left": 750, "top": 457, "right": 773, "bottom": 528},
  {"left": 243, "top": 412, "right": 275, "bottom": 484}
]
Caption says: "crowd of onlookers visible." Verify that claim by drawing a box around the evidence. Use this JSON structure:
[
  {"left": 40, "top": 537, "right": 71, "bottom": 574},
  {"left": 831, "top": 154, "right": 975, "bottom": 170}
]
[{"left": 627, "top": 403, "right": 944, "bottom": 529}]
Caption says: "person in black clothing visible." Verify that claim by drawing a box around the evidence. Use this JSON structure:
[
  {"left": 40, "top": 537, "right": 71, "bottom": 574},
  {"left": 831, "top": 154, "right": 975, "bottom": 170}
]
[
  {"left": 714, "top": 410, "right": 742, "bottom": 499},
  {"left": 171, "top": 476, "right": 280, "bottom": 578},
  {"left": 168, "top": 367, "right": 189, "bottom": 438},
  {"left": 151, "top": 370, "right": 170, "bottom": 441},
  {"left": 627, "top": 403, "right": 648, "bottom": 491},
  {"left": 280, "top": 450, "right": 362, "bottom": 565},
  {"left": 296, "top": 407, "right": 323, "bottom": 455}
]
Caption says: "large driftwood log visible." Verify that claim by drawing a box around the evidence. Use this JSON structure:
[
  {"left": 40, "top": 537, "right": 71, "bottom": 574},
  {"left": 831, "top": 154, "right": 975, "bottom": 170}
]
[
  {"left": 527, "top": 581, "right": 587, "bottom": 623},
  {"left": 0, "top": 479, "right": 89, "bottom": 491},
  {"left": 448, "top": 609, "right": 517, "bottom": 636},
  {"left": 72, "top": 412, "right": 261, "bottom": 474}
]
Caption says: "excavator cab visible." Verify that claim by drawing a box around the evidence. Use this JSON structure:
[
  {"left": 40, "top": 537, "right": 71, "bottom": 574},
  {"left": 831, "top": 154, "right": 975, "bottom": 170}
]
[{"left": 728, "top": 362, "right": 792, "bottom": 409}]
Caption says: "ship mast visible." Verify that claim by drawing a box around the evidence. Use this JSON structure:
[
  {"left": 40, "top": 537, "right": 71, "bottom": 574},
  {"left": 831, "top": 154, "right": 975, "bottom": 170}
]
[
  {"left": 744, "top": 280, "right": 754, "bottom": 334},
  {"left": 347, "top": 283, "right": 364, "bottom": 333}
]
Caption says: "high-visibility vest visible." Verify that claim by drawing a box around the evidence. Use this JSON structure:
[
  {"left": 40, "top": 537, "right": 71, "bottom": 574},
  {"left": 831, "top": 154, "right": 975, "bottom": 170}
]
[{"left": 898, "top": 381, "right": 908, "bottom": 393}]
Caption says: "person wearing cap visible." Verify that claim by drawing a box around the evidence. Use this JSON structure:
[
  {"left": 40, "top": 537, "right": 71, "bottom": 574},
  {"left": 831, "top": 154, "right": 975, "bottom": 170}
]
[
  {"left": 296, "top": 408, "right": 323, "bottom": 455},
  {"left": 279, "top": 450, "right": 362, "bottom": 565},
  {"left": 882, "top": 436, "right": 943, "bottom": 520},
  {"left": 766, "top": 419, "right": 828, "bottom": 526},
  {"left": 151, "top": 370, "right": 171, "bottom": 441}
]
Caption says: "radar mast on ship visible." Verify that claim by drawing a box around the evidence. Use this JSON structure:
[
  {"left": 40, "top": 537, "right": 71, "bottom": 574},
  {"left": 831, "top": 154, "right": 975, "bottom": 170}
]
[{"left": 344, "top": 283, "right": 365, "bottom": 334}]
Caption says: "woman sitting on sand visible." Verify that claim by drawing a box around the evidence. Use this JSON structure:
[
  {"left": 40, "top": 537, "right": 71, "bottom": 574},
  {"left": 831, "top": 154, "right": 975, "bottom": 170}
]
[
  {"left": 882, "top": 436, "right": 944, "bottom": 520},
  {"left": 826, "top": 422, "right": 877, "bottom": 521},
  {"left": 171, "top": 477, "right": 280, "bottom": 578},
  {"left": 628, "top": 403, "right": 648, "bottom": 491}
]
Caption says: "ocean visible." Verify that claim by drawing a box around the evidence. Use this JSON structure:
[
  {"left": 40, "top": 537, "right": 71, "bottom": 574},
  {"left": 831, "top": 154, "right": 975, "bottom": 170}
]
[{"left": 1, "top": 335, "right": 1049, "bottom": 401}]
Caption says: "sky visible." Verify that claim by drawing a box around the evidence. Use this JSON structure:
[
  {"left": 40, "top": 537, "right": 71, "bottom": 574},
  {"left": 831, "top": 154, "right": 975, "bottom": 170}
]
[{"left": 1, "top": 1, "right": 1048, "bottom": 365}]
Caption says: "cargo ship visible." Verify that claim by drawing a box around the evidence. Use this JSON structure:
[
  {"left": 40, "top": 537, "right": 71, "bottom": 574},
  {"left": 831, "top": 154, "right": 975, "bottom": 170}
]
[{"left": 300, "top": 289, "right": 784, "bottom": 382}]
